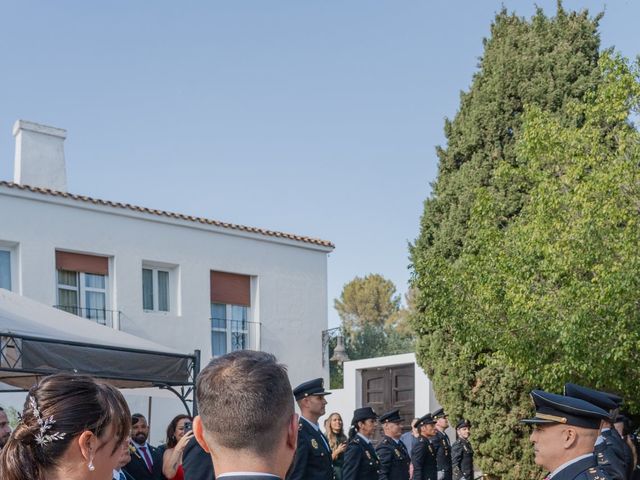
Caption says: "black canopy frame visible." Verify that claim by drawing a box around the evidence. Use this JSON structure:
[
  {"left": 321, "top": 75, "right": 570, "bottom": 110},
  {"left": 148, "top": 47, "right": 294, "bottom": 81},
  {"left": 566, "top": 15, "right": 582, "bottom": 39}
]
[{"left": 0, "top": 332, "right": 201, "bottom": 416}]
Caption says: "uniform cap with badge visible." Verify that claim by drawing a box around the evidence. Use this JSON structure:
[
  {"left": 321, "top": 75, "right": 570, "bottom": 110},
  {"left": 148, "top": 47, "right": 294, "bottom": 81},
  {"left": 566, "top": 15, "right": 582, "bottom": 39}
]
[
  {"left": 415, "top": 413, "right": 436, "bottom": 427},
  {"left": 379, "top": 409, "right": 404, "bottom": 424},
  {"left": 293, "top": 377, "right": 332, "bottom": 401},
  {"left": 455, "top": 419, "right": 471, "bottom": 430},
  {"left": 432, "top": 408, "right": 447, "bottom": 420},
  {"left": 521, "top": 389, "right": 611, "bottom": 429},
  {"left": 351, "top": 406, "right": 378, "bottom": 424},
  {"left": 564, "top": 383, "right": 621, "bottom": 419}
]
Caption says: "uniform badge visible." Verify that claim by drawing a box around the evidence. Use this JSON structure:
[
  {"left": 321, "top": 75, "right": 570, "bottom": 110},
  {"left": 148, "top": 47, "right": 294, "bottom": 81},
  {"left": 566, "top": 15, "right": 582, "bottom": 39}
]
[
  {"left": 311, "top": 439, "right": 319, "bottom": 449},
  {"left": 365, "top": 450, "right": 372, "bottom": 459},
  {"left": 394, "top": 448, "right": 401, "bottom": 458}
]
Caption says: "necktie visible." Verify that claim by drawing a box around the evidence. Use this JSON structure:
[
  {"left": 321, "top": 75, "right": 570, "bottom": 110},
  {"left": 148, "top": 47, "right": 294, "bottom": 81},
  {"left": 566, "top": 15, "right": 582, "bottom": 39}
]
[
  {"left": 120, "top": 473, "right": 126, "bottom": 480},
  {"left": 139, "top": 446, "right": 153, "bottom": 472}
]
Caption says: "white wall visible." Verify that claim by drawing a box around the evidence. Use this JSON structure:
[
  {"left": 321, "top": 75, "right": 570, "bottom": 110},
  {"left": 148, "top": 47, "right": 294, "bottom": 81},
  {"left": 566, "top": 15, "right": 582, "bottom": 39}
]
[
  {"left": 0, "top": 187, "right": 332, "bottom": 420},
  {"left": 320, "top": 353, "right": 441, "bottom": 429}
]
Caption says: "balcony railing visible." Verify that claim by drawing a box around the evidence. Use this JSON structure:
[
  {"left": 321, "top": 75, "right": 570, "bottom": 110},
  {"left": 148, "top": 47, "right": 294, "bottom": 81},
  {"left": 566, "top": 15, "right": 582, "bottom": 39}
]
[
  {"left": 210, "top": 318, "right": 261, "bottom": 356},
  {"left": 54, "top": 305, "right": 121, "bottom": 328}
]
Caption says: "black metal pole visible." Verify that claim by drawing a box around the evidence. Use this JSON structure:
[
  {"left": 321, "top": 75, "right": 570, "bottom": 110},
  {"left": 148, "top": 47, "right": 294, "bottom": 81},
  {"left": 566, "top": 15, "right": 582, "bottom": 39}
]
[{"left": 192, "top": 349, "right": 201, "bottom": 416}]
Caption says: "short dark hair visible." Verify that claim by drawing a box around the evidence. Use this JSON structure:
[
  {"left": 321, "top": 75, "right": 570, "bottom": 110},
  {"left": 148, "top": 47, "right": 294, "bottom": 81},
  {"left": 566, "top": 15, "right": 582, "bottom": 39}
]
[
  {"left": 0, "top": 373, "right": 130, "bottom": 480},
  {"left": 196, "top": 350, "right": 293, "bottom": 455},
  {"left": 132, "top": 413, "right": 147, "bottom": 426}
]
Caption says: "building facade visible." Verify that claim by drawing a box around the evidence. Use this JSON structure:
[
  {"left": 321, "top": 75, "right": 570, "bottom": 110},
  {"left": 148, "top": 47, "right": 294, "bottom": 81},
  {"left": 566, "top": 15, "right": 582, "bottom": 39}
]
[{"left": 0, "top": 120, "right": 334, "bottom": 441}]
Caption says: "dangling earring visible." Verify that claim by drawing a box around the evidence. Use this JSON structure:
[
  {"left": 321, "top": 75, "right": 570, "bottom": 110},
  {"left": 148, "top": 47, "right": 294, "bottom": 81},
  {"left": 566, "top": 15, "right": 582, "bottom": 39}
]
[{"left": 88, "top": 453, "right": 95, "bottom": 471}]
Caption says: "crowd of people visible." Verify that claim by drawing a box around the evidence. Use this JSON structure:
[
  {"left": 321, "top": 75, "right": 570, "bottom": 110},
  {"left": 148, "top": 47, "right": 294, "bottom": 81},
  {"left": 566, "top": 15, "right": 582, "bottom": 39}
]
[{"left": 0, "top": 351, "right": 638, "bottom": 480}]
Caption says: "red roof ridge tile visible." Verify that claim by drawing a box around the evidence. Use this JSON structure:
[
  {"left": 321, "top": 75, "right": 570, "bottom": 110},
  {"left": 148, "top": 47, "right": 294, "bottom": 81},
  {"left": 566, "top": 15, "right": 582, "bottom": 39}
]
[{"left": 0, "top": 181, "right": 334, "bottom": 249}]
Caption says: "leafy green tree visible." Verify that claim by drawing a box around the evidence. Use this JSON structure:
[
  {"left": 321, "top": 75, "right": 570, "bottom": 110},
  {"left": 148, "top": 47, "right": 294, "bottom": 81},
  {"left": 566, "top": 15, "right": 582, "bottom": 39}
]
[
  {"left": 334, "top": 274, "right": 401, "bottom": 334},
  {"left": 330, "top": 275, "right": 415, "bottom": 389},
  {"left": 408, "top": 5, "right": 639, "bottom": 479}
]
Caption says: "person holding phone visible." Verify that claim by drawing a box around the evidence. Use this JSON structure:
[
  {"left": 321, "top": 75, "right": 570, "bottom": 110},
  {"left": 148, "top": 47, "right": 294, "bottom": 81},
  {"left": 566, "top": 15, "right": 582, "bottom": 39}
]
[
  {"left": 162, "top": 414, "right": 194, "bottom": 480},
  {"left": 324, "top": 412, "right": 348, "bottom": 480}
]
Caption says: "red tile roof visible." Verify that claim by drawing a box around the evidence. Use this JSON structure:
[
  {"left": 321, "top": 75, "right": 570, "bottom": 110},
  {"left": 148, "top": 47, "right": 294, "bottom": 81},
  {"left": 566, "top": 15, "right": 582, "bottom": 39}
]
[{"left": 0, "top": 181, "right": 334, "bottom": 249}]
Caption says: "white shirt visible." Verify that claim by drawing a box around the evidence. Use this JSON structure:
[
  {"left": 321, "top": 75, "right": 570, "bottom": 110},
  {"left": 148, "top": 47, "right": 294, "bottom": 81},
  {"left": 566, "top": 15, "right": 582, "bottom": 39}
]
[
  {"left": 357, "top": 432, "right": 372, "bottom": 444},
  {"left": 548, "top": 453, "right": 593, "bottom": 479}
]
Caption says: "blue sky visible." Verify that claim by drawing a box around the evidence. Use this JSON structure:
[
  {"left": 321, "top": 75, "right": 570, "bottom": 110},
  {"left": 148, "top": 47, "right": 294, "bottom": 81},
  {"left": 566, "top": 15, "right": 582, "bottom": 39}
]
[{"left": 1, "top": 1, "right": 638, "bottom": 328}]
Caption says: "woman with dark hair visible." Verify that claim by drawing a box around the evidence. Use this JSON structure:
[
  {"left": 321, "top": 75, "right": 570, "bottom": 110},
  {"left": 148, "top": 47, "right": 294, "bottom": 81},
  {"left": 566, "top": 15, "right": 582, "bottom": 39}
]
[
  {"left": 162, "top": 414, "right": 194, "bottom": 480},
  {"left": 0, "top": 372, "right": 130, "bottom": 480},
  {"left": 324, "top": 412, "right": 348, "bottom": 480},
  {"left": 342, "top": 407, "right": 380, "bottom": 480}
]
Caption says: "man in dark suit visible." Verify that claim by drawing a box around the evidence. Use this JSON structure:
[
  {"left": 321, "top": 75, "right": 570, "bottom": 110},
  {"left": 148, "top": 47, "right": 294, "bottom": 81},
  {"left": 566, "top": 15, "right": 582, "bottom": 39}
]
[
  {"left": 192, "top": 350, "right": 298, "bottom": 480},
  {"left": 287, "top": 378, "right": 334, "bottom": 480},
  {"left": 183, "top": 436, "right": 215, "bottom": 480},
  {"left": 376, "top": 409, "right": 410, "bottom": 480},
  {"left": 123, "top": 413, "right": 166, "bottom": 480}
]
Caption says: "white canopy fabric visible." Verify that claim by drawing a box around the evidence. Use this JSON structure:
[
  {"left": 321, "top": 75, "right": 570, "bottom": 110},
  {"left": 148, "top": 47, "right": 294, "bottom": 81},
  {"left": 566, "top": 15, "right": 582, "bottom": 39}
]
[{"left": 0, "top": 289, "right": 195, "bottom": 390}]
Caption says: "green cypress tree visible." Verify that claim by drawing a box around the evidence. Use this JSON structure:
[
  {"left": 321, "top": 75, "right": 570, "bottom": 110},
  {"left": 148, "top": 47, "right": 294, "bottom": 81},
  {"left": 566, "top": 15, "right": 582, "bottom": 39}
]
[{"left": 410, "top": 4, "right": 613, "bottom": 478}]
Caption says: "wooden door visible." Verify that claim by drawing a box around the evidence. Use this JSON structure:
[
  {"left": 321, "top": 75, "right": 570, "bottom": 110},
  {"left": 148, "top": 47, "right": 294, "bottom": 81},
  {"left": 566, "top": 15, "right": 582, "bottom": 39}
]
[{"left": 361, "top": 364, "right": 415, "bottom": 441}]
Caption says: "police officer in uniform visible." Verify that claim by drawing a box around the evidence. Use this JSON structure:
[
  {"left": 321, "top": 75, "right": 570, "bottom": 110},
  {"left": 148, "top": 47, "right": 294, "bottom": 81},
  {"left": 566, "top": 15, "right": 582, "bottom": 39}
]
[
  {"left": 376, "top": 409, "right": 410, "bottom": 480},
  {"left": 287, "top": 378, "right": 334, "bottom": 480},
  {"left": 451, "top": 420, "right": 473, "bottom": 480},
  {"left": 412, "top": 414, "right": 438, "bottom": 480},
  {"left": 521, "top": 389, "right": 616, "bottom": 480},
  {"left": 432, "top": 408, "right": 452, "bottom": 480},
  {"left": 343, "top": 407, "right": 380, "bottom": 480},
  {"left": 565, "top": 383, "right": 628, "bottom": 480}
]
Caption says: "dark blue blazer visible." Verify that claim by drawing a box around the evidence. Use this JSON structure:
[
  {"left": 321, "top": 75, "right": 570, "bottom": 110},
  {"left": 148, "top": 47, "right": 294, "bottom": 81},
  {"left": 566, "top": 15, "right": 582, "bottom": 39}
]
[
  {"left": 552, "top": 454, "right": 615, "bottom": 480},
  {"left": 286, "top": 418, "right": 334, "bottom": 480}
]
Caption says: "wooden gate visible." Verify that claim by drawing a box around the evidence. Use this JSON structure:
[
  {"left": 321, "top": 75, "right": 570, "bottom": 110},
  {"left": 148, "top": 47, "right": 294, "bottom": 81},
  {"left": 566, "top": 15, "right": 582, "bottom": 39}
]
[{"left": 361, "top": 363, "right": 414, "bottom": 441}]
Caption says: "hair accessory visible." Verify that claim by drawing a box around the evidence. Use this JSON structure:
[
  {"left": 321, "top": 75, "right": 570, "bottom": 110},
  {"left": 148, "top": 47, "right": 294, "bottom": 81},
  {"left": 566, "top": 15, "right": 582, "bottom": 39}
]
[{"left": 29, "top": 396, "right": 67, "bottom": 445}]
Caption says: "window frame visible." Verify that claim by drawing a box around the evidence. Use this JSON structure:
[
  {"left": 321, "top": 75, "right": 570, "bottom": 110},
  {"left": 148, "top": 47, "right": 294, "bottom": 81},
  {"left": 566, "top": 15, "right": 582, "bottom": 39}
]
[
  {"left": 210, "top": 303, "right": 250, "bottom": 357},
  {"left": 142, "top": 266, "right": 172, "bottom": 313},
  {"left": 0, "top": 248, "right": 12, "bottom": 291},
  {"left": 56, "top": 269, "right": 109, "bottom": 321}
]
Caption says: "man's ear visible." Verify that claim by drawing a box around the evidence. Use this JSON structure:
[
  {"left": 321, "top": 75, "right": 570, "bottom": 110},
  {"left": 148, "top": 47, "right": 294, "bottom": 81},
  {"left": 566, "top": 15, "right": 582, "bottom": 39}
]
[
  {"left": 563, "top": 427, "right": 578, "bottom": 449},
  {"left": 287, "top": 413, "right": 299, "bottom": 450},
  {"left": 193, "top": 416, "right": 211, "bottom": 453},
  {"left": 77, "top": 430, "right": 94, "bottom": 461}
]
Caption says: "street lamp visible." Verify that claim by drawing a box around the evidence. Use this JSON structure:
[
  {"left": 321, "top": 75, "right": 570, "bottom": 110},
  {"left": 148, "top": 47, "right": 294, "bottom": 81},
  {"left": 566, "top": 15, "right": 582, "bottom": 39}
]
[{"left": 322, "top": 327, "right": 351, "bottom": 366}]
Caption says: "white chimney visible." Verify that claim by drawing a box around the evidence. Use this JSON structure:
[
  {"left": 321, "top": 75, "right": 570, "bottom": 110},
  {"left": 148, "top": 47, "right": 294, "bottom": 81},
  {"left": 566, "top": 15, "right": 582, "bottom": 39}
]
[{"left": 13, "top": 120, "right": 68, "bottom": 192}]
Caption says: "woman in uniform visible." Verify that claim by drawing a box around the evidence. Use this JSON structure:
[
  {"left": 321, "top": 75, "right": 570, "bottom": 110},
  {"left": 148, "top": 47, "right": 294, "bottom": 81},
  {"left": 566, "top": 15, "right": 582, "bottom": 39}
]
[
  {"left": 451, "top": 419, "right": 474, "bottom": 480},
  {"left": 342, "top": 407, "right": 380, "bottom": 480}
]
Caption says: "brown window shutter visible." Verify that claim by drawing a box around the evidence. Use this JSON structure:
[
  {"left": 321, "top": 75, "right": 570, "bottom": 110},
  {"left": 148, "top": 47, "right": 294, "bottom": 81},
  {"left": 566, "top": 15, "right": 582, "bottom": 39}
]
[
  {"left": 210, "top": 271, "right": 250, "bottom": 306},
  {"left": 55, "top": 251, "right": 109, "bottom": 276}
]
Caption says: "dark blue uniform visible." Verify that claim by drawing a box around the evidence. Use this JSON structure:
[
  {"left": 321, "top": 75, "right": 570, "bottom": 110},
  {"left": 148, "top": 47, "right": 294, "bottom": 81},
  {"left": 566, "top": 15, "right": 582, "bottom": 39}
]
[
  {"left": 287, "top": 418, "right": 334, "bottom": 480},
  {"left": 342, "top": 434, "right": 380, "bottom": 480},
  {"left": 552, "top": 454, "right": 614, "bottom": 480},
  {"left": 412, "top": 436, "right": 437, "bottom": 480},
  {"left": 376, "top": 435, "right": 410, "bottom": 480},
  {"left": 594, "top": 429, "right": 628, "bottom": 480},
  {"left": 434, "top": 430, "right": 452, "bottom": 480},
  {"left": 451, "top": 438, "right": 473, "bottom": 480}
]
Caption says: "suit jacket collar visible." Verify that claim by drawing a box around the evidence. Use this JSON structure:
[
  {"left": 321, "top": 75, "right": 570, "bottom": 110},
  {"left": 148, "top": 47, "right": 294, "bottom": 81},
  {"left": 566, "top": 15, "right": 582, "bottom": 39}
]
[{"left": 299, "top": 419, "right": 331, "bottom": 453}]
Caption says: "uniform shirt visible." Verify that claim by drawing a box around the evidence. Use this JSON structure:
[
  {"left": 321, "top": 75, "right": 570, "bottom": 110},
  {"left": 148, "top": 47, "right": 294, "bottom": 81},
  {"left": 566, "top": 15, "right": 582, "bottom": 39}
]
[
  {"left": 594, "top": 428, "right": 627, "bottom": 480},
  {"left": 411, "top": 436, "right": 437, "bottom": 480},
  {"left": 434, "top": 430, "right": 452, "bottom": 480},
  {"left": 547, "top": 453, "right": 615, "bottom": 480},
  {"left": 451, "top": 438, "right": 473, "bottom": 480},
  {"left": 286, "top": 416, "right": 333, "bottom": 480},
  {"left": 376, "top": 435, "right": 410, "bottom": 480},
  {"left": 342, "top": 433, "right": 380, "bottom": 480}
]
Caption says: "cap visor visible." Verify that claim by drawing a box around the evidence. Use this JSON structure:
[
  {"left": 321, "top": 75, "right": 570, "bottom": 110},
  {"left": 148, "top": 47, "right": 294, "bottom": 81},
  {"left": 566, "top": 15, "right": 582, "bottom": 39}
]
[{"left": 520, "top": 417, "right": 555, "bottom": 424}]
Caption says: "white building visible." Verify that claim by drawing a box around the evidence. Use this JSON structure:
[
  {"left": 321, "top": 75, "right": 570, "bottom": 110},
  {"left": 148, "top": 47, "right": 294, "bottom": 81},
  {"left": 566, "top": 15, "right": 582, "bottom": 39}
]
[{"left": 0, "top": 120, "right": 334, "bottom": 442}]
